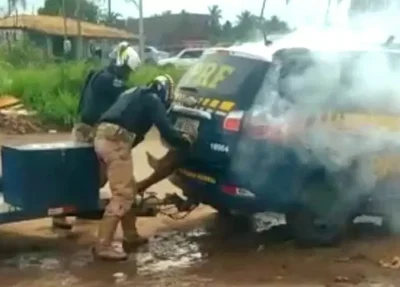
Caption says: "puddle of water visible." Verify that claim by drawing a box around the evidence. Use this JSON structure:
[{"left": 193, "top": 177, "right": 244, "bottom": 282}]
[
  {"left": 136, "top": 228, "right": 208, "bottom": 276},
  {"left": 3, "top": 251, "right": 63, "bottom": 270},
  {"left": 253, "top": 212, "right": 285, "bottom": 232},
  {"left": 0, "top": 227, "right": 211, "bottom": 286}
]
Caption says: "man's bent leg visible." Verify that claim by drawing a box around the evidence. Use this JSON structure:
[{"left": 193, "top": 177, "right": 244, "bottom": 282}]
[
  {"left": 94, "top": 137, "right": 132, "bottom": 260},
  {"left": 137, "top": 149, "right": 184, "bottom": 193},
  {"left": 94, "top": 134, "right": 145, "bottom": 259},
  {"left": 121, "top": 177, "right": 148, "bottom": 252},
  {"left": 146, "top": 151, "right": 161, "bottom": 170}
]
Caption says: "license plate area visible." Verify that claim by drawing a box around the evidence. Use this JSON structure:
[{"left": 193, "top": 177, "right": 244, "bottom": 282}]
[{"left": 174, "top": 117, "right": 200, "bottom": 138}]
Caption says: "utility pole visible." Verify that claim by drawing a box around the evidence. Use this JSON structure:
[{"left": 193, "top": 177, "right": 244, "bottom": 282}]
[
  {"left": 76, "top": 0, "right": 82, "bottom": 59},
  {"left": 8, "top": 0, "right": 12, "bottom": 15},
  {"left": 108, "top": 0, "right": 111, "bottom": 20},
  {"left": 132, "top": 0, "right": 144, "bottom": 60},
  {"left": 260, "top": 0, "right": 269, "bottom": 45},
  {"left": 62, "top": 0, "right": 67, "bottom": 39}
]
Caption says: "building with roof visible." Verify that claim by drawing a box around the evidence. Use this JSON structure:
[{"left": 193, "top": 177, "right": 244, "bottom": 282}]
[
  {"left": 127, "top": 13, "right": 211, "bottom": 53},
  {"left": 0, "top": 14, "right": 139, "bottom": 59}
]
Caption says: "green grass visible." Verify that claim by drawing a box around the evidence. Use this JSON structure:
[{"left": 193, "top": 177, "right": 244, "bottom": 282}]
[{"left": 0, "top": 62, "right": 186, "bottom": 127}]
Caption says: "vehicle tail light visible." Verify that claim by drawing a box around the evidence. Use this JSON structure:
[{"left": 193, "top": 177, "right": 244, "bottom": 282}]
[
  {"left": 223, "top": 111, "right": 244, "bottom": 132},
  {"left": 221, "top": 185, "right": 255, "bottom": 198}
]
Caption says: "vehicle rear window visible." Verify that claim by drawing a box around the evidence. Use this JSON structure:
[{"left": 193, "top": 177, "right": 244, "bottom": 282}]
[{"left": 177, "top": 52, "right": 271, "bottom": 109}]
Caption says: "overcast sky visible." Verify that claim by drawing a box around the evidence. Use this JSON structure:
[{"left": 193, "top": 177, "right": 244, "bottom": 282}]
[{"left": 6, "top": 0, "right": 334, "bottom": 27}]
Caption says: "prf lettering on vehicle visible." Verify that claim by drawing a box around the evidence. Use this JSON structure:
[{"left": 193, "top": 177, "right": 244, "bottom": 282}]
[
  {"left": 187, "top": 62, "right": 235, "bottom": 89},
  {"left": 323, "top": 112, "right": 400, "bottom": 180},
  {"left": 178, "top": 62, "right": 237, "bottom": 113}
]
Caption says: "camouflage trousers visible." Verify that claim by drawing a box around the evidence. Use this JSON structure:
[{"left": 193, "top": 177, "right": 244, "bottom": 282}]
[
  {"left": 71, "top": 122, "right": 110, "bottom": 185},
  {"left": 94, "top": 123, "right": 136, "bottom": 218},
  {"left": 71, "top": 122, "right": 96, "bottom": 144}
]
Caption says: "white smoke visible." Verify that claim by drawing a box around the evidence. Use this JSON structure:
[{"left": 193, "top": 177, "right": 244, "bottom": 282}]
[{"left": 231, "top": 1, "right": 400, "bottom": 200}]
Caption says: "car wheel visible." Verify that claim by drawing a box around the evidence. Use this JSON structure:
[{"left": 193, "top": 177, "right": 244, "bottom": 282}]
[
  {"left": 366, "top": 176, "right": 400, "bottom": 235},
  {"left": 213, "top": 206, "right": 254, "bottom": 233},
  {"left": 380, "top": 193, "right": 400, "bottom": 234},
  {"left": 382, "top": 210, "right": 400, "bottom": 234},
  {"left": 285, "top": 178, "right": 353, "bottom": 247}
]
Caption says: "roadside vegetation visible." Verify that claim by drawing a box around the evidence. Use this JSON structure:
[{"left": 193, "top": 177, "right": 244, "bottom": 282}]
[{"left": 0, "top": 42, "right": 185, "bottom": 128}]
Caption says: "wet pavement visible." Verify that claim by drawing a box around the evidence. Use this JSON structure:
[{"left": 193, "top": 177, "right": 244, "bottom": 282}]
[
  {"left": 0, "top": 214, "right": 400, "bottom": 287},
  {"left": 1, "top": 133, "right": 400, "bottom": 286}
]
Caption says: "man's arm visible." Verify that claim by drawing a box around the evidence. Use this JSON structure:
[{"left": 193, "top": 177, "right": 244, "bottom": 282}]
[
  {"left": 77, "top": 69, "right": 96, "bottom": 117},
  {"left": 148, "top": 94, "right": 191, "bottom": 149}
]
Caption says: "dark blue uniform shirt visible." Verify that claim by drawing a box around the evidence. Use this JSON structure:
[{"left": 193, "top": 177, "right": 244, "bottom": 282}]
[
  {"left": 100, "top": 87, "right": 189, "bottom": 149},
  {"left": 78, "top": 67, "right": 127, "bottom": 126}
]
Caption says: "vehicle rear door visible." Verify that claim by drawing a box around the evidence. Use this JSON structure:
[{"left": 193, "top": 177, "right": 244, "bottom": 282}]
[{"left": 169, "top": 50, "right": 271, "bottom": 167}]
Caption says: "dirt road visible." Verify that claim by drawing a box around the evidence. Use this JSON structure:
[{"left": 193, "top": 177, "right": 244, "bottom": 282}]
[{"left": 0, "top": 131, "right": 400, "bottom": 286}]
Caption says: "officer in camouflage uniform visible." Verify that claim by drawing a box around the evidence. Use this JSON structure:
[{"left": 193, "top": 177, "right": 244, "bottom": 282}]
[
  {"left": 92, "top": 74, "right": 192, "bottom": 261},
  {"left": 52, "top": 43, "right": 141, "bottom": 230}
]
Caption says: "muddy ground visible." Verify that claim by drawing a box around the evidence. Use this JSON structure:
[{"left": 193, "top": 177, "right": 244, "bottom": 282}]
[{"left": 0, "top": 131, "right": 400, "bottom": 286}]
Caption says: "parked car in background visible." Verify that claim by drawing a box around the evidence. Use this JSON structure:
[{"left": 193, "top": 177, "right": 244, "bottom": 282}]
[
  {"left": 143, "top": 45, "right": 170, "bottom": 64},
  {"left": 157, "top": 47, "right": 206, "bottom": 68}
]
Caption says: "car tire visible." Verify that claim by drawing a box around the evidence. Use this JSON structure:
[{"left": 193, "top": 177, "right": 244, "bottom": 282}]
[
  {"left": 213, "top": 207, "right": 254, "bottom": 233},
  {"left": 380, "top": 196, "right": 400, "bottom": 235},
  {"left": 382, "top": 211, "right": 400, "bottom": 234},
  {"left": 285, "top": 177, "right": 353, "bottom": 247}
]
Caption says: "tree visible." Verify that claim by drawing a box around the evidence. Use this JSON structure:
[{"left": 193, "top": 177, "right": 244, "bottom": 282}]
[
  {"left": 235, "top": 10, "right": 256, "bottom": 40},
  {"left": 162, "top": 10, "right": 172, "bottom": 15},
  {"left": 7, "top": 0, "right": 26, "bottom": 15},
  {"left": 208, "top": 5, "right": 222, "bottom": 41},
  {"left": 99, "top": 10, "right": 123, "bottom": 26},
  {"left": 221, "top": 20, "right": 233, "bottom": 42},
  {"left": 38, "top": 0, "right": 99, "bottom": 23},
  {"left": 264, "top": 15, "right": 290, "bottom": 33},
  {"left": 208, "top": 5, "right": 222, "bottom": 28}
]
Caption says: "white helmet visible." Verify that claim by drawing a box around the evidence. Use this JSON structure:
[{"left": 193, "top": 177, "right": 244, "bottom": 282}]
[
  {"left": 110, "top": 42, "right": 141, "bottom": 72},
  {"left": 109, "top": 41, "right": 129, "bottom": 59},
  {"left": 116, "top": 46, "right": 141, "bottom": 71}
]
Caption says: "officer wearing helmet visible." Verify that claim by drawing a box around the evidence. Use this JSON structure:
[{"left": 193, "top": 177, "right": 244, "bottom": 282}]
[
  {"left": 92, "top": 74, "right": 192, "bottom": 261},
  {"left": 52, "top": 43, "right": 141, "bottom": 230},
  {"left": 109, "top": 41, "right": 130, "bottom": 62}
]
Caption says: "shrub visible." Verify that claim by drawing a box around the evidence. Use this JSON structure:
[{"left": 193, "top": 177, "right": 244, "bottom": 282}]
[
  {"left": 0, "top": 61, "right": 186, "bottom": 127},
  {"left": 0, "top": 38, "right": 47, "bottom": 68}
]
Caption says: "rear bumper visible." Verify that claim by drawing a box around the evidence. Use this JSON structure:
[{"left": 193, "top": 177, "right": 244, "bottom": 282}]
[
  {"left": 168, "top": 148, "right": 312, "bottom": 214},
  {"left": 168, "top": 169, "right": 270, "bottom": 214}
]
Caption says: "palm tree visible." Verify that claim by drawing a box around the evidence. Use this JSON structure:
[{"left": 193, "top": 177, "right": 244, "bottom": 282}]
[
  {"left": 237, "top": 10, "right": 254, "bottom": 26},
  {"left": 235, "top": 10, "right": 256, "bottom": 40},
  {"left": 100, "top": 11, "right": 123, "bottom": 26},
  {"left": 208, "top": 5, "right": 222, "bottom": 26},
  {"left": 208, "top": 5, "right": 222, "bottom": 39},
  {"left": 7, "top": 0, "right": 26, "bottom": 15}
]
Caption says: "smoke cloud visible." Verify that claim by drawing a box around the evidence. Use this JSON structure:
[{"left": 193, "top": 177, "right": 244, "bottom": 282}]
[{"left": 231, "top": 0, "right": 400, "bottom": 212}]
